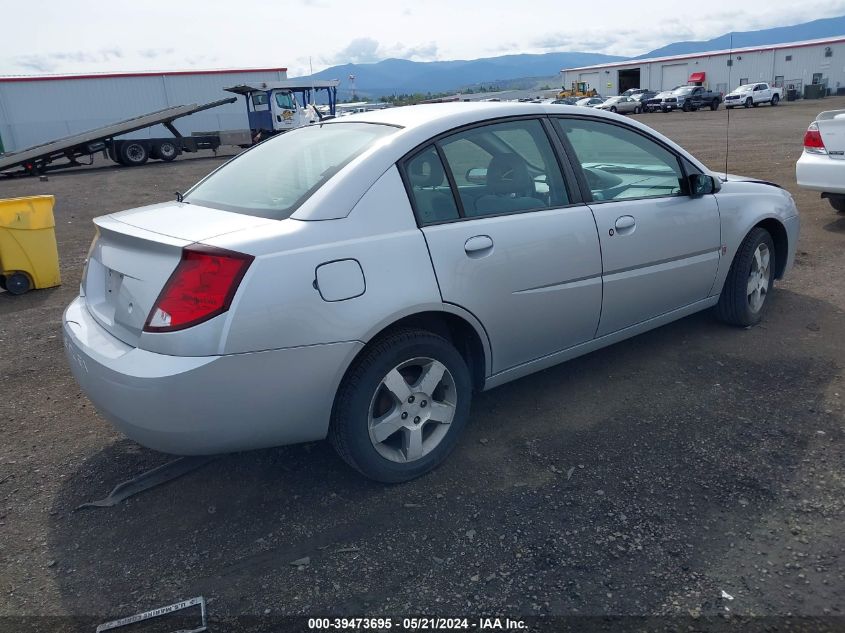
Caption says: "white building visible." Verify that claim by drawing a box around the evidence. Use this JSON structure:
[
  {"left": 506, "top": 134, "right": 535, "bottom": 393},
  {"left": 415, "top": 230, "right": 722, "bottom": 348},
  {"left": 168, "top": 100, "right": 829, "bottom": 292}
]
[
  {"left": 0, "top": 67, "right": 288, "bottom": 153},
  {"left": 561, "top": 36, "right": 845, "bottom": 97}
]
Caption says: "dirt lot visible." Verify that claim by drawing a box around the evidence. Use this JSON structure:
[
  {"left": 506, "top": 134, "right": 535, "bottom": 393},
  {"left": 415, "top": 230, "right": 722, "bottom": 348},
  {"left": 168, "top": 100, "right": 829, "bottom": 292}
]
[{"left": 1, "top": 99, "right": 843, "bottom": 631}]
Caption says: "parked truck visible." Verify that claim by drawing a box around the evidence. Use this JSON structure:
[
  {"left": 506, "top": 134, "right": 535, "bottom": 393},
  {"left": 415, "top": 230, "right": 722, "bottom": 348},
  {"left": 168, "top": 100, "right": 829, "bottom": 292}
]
[
  {"left": 656, "top": 85, "right": 722, "bottom": 112},
  {"left": 796, "top": 109, "right": 845, "bottom": 213},
  {"left": 724, "top": 82, "right": 783, "bottom": 109},
  {"left": 0, "top": 80, "right": 339, "bottom": 177}
]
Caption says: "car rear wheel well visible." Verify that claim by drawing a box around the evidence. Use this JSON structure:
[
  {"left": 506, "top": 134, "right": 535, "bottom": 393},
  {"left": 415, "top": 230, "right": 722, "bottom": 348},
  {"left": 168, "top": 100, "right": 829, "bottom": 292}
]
[
  {"left": 361, "top": 312, "right": 487, "bottom": 392},
  {"left": 754, "top": 218, "right": 789, "bottom": 279}
]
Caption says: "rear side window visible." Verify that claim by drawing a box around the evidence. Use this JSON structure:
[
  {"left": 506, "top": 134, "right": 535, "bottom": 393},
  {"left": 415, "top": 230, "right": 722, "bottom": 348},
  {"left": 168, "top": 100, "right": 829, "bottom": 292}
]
[
  {"left": 438, "top": 119, "right": 569, "bottom": 218},
  {"left": 185, "top": 122, "right": 398, "bottom": 219},
  {"left": 555, "top": 118, "right": 684, "bottom": 201},
  {"left": 406, "top": 147, "right": 460, "bottom": 225}
]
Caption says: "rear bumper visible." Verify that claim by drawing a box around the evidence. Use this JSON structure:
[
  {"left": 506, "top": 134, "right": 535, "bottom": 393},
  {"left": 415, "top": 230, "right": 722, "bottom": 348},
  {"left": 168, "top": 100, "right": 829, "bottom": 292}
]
[
  {"left": 63, "top": 296, "right": 363, "bottom": 454},
  {"left": 796, "top": 152, "right": 845, "bottom": 195}
]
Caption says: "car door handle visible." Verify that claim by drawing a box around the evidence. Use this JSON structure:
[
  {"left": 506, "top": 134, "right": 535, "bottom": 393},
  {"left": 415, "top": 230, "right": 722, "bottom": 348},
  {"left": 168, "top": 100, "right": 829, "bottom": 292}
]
[
  {"left": 464, "top": 235, "right": 494, "bottom": 257},
  {"left": 614, "top": 215, "right": 636, "bottom": 234}
]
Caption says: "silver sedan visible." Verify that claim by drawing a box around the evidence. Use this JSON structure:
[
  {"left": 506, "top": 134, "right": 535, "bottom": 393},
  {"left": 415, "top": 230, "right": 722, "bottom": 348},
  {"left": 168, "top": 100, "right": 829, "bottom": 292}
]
[
  {"left": 63, "top": 102, "right": 800, "bottom": 482},
  {"left": 594, "top": 95, "right": 642, "bottom": 114}
]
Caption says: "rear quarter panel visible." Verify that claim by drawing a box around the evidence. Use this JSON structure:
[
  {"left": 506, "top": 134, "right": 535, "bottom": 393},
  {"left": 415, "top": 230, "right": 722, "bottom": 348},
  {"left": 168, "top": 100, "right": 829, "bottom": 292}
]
[{"left": 207, "top": 167, "right": 444, "bottom": 355}]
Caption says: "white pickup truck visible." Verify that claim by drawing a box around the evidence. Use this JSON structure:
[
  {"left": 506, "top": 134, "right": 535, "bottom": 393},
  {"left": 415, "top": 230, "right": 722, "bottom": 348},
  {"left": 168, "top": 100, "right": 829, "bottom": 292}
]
[
  {"left": 724, "top": 82, "right": 784, "bottom": 108},
  {"left": 796, "top": 109, "right": 845, "bottom": 213}
]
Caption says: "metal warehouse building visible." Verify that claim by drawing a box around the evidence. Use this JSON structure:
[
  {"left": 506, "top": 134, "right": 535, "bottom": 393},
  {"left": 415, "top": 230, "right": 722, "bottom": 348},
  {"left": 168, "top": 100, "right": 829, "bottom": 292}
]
[
  {"left": 561, "top": 36, "right": 845, "bottom": 98},
  {"left": 0, "top": 67, "right": 288, "bottom": 153}
]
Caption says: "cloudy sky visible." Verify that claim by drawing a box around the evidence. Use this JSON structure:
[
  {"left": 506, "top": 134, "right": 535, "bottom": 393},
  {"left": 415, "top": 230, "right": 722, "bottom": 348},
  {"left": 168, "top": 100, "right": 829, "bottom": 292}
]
[{"left": 3, "top": 0, "right": 845, "bottom": 77}]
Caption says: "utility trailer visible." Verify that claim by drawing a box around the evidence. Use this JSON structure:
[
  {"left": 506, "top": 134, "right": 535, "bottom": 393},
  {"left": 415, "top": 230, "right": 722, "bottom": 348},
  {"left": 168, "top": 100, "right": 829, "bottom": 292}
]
[{"left": 0, "top": 97, "right": 239, "bottom": 177}]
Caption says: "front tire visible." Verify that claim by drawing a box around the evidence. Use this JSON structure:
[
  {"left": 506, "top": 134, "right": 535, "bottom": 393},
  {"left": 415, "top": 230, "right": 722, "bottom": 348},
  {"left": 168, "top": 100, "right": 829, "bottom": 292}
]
[
  {"left": 329, "top": 328, "right": 472, "bottom": 483},
  {"left": 716, "top": 228, "right": 776, "bottom": 327},
  {"left": 829, "top": 197, "right": 845, "bottom": 213},
  {"left": 745, "top": 97, "right": 753, "bottom": 108},
  {"left": 610, "top": 106, "right": 617, "bottom": 113}
]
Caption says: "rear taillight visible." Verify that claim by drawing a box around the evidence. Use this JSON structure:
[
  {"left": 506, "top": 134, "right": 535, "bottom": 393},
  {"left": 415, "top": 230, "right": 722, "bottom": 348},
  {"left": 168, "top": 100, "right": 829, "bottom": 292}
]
[
  {"left": 144, "top": 244, "right": 254, "bottom": 333},
  {"left": 803, "top": 122, "right": 827, "bottom": 154}
]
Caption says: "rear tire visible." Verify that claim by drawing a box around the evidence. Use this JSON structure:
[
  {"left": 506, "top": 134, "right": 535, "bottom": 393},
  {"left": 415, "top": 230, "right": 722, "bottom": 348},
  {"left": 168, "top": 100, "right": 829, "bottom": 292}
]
[
  {"left": 153, "top": 140, "right": 178, "bottom": 162},
  {"left": 710, "top": 99, "right": 720, "bottom": 111},
  {"left": 119, "top": 142, "right": 149, "bottom": 166},
  {"left": 829, "top": 197, "right": 845, "bottom": 213},
  {"left": 716, "top": 228, "right": 776, "bottom": 327},
  {"left": 771, "top": 94, "right": 779, "bottom": 106},
  {"left": 634, "top": 106, "right": 642, "bottom": 114},
  {"left": 329, "top": 328, "right": 472, "bottom": 483}
]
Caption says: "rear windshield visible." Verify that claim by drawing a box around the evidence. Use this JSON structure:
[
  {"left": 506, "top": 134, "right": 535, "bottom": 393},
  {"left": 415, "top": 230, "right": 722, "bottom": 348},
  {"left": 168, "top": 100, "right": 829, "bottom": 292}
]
[{"left": 185, "top": 122, "right": 399, "bottom": 219}]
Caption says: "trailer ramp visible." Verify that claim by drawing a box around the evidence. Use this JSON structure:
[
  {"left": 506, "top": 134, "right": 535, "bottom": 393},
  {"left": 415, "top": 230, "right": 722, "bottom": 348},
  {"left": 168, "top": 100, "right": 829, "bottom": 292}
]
[{"left": 0, "top": 97, "right": 236, "bottom": 175}]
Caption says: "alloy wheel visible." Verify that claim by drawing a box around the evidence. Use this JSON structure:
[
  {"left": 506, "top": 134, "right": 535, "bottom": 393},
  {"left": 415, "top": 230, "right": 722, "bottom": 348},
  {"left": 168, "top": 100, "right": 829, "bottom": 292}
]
[
  {"left": 368, "top": 357, "right": 457, "bottom": 463},
  {"left": 747, "top": 243, "right": 771, "bottom": 313}
]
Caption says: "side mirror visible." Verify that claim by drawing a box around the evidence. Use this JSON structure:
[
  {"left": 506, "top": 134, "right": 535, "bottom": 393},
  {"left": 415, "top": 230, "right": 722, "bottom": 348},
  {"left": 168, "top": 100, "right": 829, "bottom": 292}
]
[
  {"left": 466, "top": 168, "right": 487, "bottom": 184},
  {"left": 688, "top": 173, "right": 719, "bottom": 196}
]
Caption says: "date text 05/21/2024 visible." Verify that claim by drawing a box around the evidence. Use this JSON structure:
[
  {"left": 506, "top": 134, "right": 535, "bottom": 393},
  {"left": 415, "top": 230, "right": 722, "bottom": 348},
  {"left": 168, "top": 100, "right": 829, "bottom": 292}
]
[{"left": 307, "top": 617, "right": 528, "bottom": 630}]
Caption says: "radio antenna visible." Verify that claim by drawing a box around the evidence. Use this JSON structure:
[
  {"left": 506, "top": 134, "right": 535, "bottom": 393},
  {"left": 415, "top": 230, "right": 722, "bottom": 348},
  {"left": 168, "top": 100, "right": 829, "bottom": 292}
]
[{"left": 724, "top": 32, "right": 733, "bottom": 180}]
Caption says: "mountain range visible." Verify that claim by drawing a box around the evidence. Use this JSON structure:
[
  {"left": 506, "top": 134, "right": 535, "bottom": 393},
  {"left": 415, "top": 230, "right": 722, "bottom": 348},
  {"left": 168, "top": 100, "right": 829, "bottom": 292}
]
[{"left": 301, "top": 15, "right": 845, "bottom": 98}]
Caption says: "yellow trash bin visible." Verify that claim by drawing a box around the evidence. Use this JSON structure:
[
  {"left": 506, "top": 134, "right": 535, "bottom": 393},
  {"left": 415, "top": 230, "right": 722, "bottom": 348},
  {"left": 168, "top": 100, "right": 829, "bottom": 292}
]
[{"left": 0, "top": 195, "right": 61, "bottom": 295}]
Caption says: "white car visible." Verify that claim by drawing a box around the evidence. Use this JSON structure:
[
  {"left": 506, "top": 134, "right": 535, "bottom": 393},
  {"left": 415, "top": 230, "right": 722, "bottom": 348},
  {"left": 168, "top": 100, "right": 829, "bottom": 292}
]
[
  {"left": 724, "top": 83, "right": 783, "bottom": 109},
  {"left": 796, "top": 109, "right": 845, "bottom": 213},
  {"left": 575, "top": 97, "right": 604, "bottom": 108}
]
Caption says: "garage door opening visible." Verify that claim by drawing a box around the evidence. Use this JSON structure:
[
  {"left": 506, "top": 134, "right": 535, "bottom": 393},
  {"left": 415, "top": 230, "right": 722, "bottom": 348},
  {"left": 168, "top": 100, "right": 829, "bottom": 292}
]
[
  {"left": 618, "top": 68, "right": 641, "bottom": 94},
  {"left": 661, "top": 63, "right": 688, "bottom": 90}
]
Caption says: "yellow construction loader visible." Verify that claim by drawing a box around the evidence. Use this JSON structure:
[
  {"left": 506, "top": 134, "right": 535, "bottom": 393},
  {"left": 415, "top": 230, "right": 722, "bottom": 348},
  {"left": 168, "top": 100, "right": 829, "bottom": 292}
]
[{"left": 558, "top": 82, "right": 598, "bottom": 99}]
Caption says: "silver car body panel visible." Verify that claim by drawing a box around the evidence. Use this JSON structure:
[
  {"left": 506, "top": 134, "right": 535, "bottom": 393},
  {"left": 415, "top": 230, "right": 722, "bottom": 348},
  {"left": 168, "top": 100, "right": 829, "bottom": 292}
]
[
  {"left": 64, "top": 296, "right": 363, "bottom": 453},
  {"left": 208, "top": 167, "right": 448, "bottom": 355},
  {"left": 62, "top": 102, "right": 800, "bottom": 455},
  {"left": 422, "top": 205, "right": 602, "bottom": 373},
  {"left": 589, "top": 195, "right": 721, "bottom": 336}
]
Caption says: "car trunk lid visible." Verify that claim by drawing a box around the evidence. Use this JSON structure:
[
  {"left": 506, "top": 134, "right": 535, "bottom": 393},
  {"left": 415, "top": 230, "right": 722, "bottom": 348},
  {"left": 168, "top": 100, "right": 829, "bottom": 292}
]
[
  {"left": 83, "top": 203, "right": 274, "bottom": 346},
  {"left": 816, "top": 110, "right": 845, "bottom": 159}
]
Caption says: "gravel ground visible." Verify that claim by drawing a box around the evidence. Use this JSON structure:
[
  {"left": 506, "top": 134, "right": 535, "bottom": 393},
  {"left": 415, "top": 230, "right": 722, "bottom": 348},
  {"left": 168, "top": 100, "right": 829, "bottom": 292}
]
[{"left": 0, "top": 98, "right": 843, "bottom": 632}]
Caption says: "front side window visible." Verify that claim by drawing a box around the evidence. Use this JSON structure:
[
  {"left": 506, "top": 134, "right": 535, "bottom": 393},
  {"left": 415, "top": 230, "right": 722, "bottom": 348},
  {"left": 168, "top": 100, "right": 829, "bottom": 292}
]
[
  {"left": 275, "top": 92, "right": 295, "bottom": 109},
  {"left": 252, "top": 93, "right": 269, "bottom": 107},
  {"left": 185, "top": 122, "right": 398, "bottom": 219},
  {"left": 555, "top": 118, "right": 684, "bottom": 201},
  {"left": 437, "top": 119, "right": 569, "bottom": 218}
]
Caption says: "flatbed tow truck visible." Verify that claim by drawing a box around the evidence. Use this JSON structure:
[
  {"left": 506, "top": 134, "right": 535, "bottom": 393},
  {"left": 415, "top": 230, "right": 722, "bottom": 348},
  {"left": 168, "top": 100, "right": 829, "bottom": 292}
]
[{"left": 0, "top": 79, "right": 340, "bottom": 177}]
